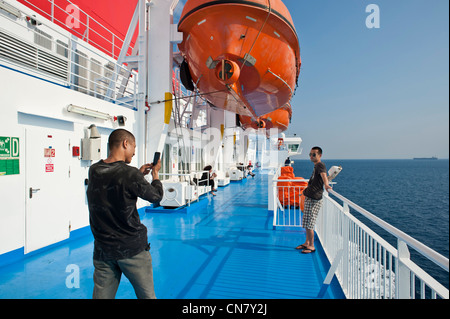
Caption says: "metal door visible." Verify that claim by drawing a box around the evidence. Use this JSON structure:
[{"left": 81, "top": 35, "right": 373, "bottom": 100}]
[{"left": 25, "top": 128, "right": 70, "bottom": 253}]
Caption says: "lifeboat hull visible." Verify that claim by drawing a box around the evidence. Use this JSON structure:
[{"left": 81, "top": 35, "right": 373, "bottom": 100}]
[
  {"left": 178, "top": 0, "right": 301, "bottom": 118},
  {"left": 239, "top": 103, "right": 292, "bottom": 132}
]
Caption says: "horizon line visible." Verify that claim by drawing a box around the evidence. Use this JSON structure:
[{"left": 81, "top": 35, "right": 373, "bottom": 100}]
[{"left": 288, "top": 158, "right": 449, "bottom": 161}]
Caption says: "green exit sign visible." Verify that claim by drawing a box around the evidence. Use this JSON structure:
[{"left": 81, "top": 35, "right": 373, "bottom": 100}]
[
  {"left": 0, "top": 136, "right": 20, "bottom": 176},
  {"left": 0, "top": 136, "right": 19, "bottom": 158}
]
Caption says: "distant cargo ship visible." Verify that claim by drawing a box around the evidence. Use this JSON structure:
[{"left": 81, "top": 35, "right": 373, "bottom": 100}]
[{"left": 413, "top": 156, "right": 438, "bottom": 160}]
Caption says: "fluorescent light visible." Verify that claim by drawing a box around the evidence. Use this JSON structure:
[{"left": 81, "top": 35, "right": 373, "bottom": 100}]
[
  {"left": 0, "top": 1, "right": 21, "bottom": 18},
  {"left": 67, "top": 104, "right": 111, "bottom": 120}
]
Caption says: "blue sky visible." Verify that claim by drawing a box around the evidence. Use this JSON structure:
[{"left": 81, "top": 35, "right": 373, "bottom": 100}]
[
  {"left": 283, "top": 0, "right": 449, "bottom": 159},
  {"left": 174, "top": 1, "right": 449, "bottom": 159}
]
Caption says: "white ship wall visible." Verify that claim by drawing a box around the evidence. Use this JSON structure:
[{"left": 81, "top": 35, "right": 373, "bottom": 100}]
[{"left": 0, "top": 65, "right": 139, "bottom": 255}]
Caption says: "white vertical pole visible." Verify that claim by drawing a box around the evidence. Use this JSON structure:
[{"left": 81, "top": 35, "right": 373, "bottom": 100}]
[
  {"left": 137, "top": 0, "right": 147, "bottom": 167},
  {"left": 343, "top": 203, "right": 350, "bottom": 294},
  {"left": 397, "top": 239, "right": 412, "bottom": 299},
  {"left": 268, "top": 171, "right": 274, "bottom": 211},
  {"left": 272, "top": 181, "right": 277, "bottom": 228},
  {"left": 222, "top": 111, "right": 236, "bottom": 170},
  {"left": 146, "top": 0, "right": 182, "bottom": 162},
  {"left": 204, "top": 107, "right": 224, "bottom": 167},
  {"left": 105, "top": 3, "right": 140, "bottom": 100}
]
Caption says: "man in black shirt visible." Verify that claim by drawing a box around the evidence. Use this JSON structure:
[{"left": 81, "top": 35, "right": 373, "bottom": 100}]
[
  {"left": 296, "top": 146, "right": 331, "bottom": 254},
  {"left": 87, "top": 129, "right": 163, "bottom": 299}
]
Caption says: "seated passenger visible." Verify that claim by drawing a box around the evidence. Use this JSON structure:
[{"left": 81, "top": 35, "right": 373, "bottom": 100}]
[{"left": 199, "top": 165, "right": 217, "bottom": 196}]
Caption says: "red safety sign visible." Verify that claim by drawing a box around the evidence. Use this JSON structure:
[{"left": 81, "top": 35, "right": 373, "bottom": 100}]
[{"left": 44, "top": 148, "right": 55, "bottom": 157}]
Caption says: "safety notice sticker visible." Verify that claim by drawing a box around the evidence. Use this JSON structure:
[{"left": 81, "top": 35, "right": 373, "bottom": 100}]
[{"left": 45, "top": 164, "right": 54, "bottom": 173}]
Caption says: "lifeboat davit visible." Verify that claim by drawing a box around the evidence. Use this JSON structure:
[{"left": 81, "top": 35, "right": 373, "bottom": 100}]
[
  {"left": 239, "top": 103, "right": 292, "bottom": 132},
  {"left": 178, "top": 0, "right": 301, "bottom": 118}
]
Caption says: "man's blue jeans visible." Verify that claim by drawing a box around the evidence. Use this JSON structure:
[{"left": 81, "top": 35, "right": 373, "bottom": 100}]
[{"left": 92, "top": 249, "right": 156, "bottom": 299}]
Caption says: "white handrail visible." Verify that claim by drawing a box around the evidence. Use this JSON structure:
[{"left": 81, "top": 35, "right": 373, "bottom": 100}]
[
  {"left": 272, "top": 178, "right": 309, "bottom": 183},
  {"left": 0, "top": 0, "right": 138, "bottom": 109},
  {"left": 328, "top": 189, "right": 449, "bottom": 272},
  {"left": 271, "top": 178, "right": 448, "bottom": 298},
  {"left": 159, "top": 171, "right": 211, "bottom": 185},
  {"left": 20, "top": 0, "right": 129, "bottom": 58}
]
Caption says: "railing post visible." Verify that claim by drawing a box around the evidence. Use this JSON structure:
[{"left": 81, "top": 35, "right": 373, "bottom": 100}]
[
  {"left": 342, "top": 203, "right": 350, "bottom": 294},
  {"left": 85, "top": 16, "right": 89, "bottom": 43},
  {"left": 320, "top": 192, "right": 327, "bottom": 246},
  {"left": 268, "top": 171, "right": 274, "bottom": 211},
  {"left": 272, "top": 181, "right": 277, "bottom": 229},
  {"left": 69, "top": 35, "right": 77, "bottom": 89},
  {"left": 397, "top": 239, "right": 412, "bottom": 299},
  {"left": 51, "top": 0, "right": 54, "bottom": 23}
]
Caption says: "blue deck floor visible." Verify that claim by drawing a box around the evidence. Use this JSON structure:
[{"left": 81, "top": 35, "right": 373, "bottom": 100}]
[{"left": 0, "top": 172, "right": 344, "bottom": 299}]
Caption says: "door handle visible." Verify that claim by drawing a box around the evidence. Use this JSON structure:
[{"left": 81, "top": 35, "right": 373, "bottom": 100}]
[{"left": 29, "top": 187, "right": 41, "bottom": 199}]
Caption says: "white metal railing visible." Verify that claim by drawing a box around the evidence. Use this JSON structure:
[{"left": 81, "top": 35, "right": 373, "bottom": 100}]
[
  {"left": 319, "top": 190, "right": 449, "bottom": 299},
  {"left": 20, "top": 0, "right": 127, "bottom": 59},
  {"left": 271, "top": 180, "right": 449, "bottom": 299},
  {"left": 0, "top": 0, "right": 138, "bottom": 109},
  {"left": 272, "top": 178, "right": 307, "bottom": 227}
]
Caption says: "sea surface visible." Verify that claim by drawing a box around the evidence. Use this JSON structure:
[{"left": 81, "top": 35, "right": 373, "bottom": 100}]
[{"left": 291, "top": 159, "right": 449, "bottom": 291}]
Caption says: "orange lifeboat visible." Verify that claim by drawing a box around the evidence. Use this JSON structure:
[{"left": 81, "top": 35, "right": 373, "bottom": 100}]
[
  {"left": 239, "top": 103, "right": 292, "bottom": 132},
  {"left": 277, "top": 166, "right": 307, "bottom": 210},
  {"left": 178, "top": 0, "right": 301, "bottom": 118}
]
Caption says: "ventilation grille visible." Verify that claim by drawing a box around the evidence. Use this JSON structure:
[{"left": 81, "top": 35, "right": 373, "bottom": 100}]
[
  {"left": 56, "top": 40, "right": 68, "bottom": 58},
  {"left": 0, "top": 29, "right": 68, "bottom": 81},
  {"left": 74, "top": 49, "right": 88, "bottom": 92},
  {"left": 34, "top": 29, "right": 52, "bottom": 50}
]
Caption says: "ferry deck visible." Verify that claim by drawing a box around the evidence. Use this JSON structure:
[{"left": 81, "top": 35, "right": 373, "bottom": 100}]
[
  {"left": 0, "top": 172, "right": 345, "bottom": 299},
  {"left": 0, "top": 0, "right": 447, "bottom": 302}
]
